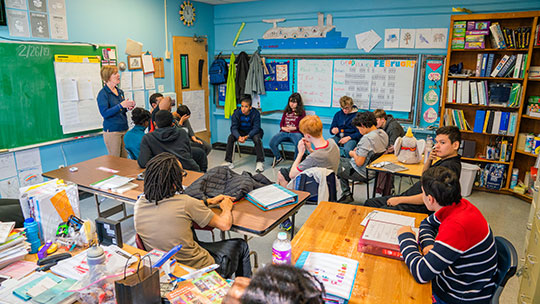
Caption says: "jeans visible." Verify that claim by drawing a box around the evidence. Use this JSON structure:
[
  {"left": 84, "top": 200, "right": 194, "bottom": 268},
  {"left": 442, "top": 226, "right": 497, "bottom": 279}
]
[
  {"left": 330, "top": 135, "right": 357, "bottom": 158},
  {"left": 198, "top": 238, "right": 252, "bottom": 278},
  {"left": 225, "top": 132, "right": 264, "bottom": 163},
  {"left": 269, "top": 132, "right": 303, "bottom": 159},
  {"left": 363, "top": 181, "right": 431, "bottom": 214}
]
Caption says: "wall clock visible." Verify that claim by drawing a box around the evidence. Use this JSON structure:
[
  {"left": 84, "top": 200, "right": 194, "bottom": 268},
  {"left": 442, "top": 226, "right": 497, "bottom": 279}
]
[{"left": 179, "top": 1, "right": 195, "bottom": 27}]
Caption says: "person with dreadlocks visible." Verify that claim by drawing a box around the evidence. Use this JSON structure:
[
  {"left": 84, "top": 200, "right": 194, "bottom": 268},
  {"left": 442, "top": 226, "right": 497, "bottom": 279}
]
[{"left": 134, "top": 152, "right": 252, "bottom": 278}]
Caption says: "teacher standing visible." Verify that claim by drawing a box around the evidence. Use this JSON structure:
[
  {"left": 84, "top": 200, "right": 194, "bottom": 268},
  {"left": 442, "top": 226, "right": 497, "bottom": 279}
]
[{"left": 97, "top": 65, "right": 135, "bottom": 157}]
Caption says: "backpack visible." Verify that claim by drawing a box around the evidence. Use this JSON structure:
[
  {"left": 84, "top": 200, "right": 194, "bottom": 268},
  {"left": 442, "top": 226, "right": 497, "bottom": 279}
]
[{"left": 209, "top": 53, "right": 228, "bottom": 85}]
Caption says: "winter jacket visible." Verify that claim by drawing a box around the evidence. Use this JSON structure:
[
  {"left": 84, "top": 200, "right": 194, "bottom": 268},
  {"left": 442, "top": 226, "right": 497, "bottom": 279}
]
[
  {"left": 185, "top": 166, "right": 272, "bottom": 201},
  {"left": 244, "top": 51, "right": 265, "bottom": 96},
  {"left": 383, "top": 115, "right": 405, "bottom": 147},
  {"left": 330, "top": 106, "right": 361, "bottom": 140},
  {"left": 235, "top": 51, "right": 250, "bottom": 103}
]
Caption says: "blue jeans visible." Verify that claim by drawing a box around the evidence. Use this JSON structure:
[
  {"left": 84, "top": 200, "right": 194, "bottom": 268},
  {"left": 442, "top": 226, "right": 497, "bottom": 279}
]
[
  {"left": 269, "top": 132, "right": 304, "bottom": 159},
  {"left": 330, "top": 135, "right": 358, "bottom": 158}
]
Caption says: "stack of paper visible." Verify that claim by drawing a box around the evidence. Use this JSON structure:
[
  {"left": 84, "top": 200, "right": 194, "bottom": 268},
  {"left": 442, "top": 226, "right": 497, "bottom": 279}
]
[
  {"left": 90, "top": 175, "right": 134, "bottom": 190},
  {"left": 0, "top": 222, "right": 15, "bottom": 243},
  {"left": 245, "top": 184, "right": 298, "bottom": 211},
  {"left": 0, "top": 228, "right": 29, "bottom": 269}
]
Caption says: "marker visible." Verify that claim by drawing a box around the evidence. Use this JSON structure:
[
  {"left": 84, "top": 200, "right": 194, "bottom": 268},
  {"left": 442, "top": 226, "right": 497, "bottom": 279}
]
[
  {"left": 154, "top": 245, "right": 182, "bottom": 268},
  {"left": 175, "top": 264, "right": 220, "bottom": 282}
]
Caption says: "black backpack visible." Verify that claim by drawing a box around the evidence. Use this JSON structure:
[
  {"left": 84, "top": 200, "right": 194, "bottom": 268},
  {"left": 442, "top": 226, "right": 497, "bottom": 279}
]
[{"left": 209, "top": 53, "right": 228, "bottom": 85}]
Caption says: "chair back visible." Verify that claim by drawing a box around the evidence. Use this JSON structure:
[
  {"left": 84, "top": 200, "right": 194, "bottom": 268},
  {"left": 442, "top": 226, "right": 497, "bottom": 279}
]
[
  {"left": 490, "top": 236, "right": 518, "bottom": 304},
  {"left": 126, "top": 148, "right": 137, "bottom": 160},
  {"left": 135, "top": 233, "right": 147, "bottom": 251},
  {"left": 295, "top": 171, "right": 337, "bottom": 203}
]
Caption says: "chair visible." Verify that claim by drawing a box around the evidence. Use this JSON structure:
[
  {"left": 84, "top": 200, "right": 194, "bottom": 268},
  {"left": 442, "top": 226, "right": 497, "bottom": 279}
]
[
  {"left": 490, "top": 236, "right": 518, "bottom": 304},
  {"left": 135, "top": 233, "right": 147, "bottom": 251},
  {"left": 349, "top": 151, "right": 385, "bottom": 198},
  {"left": 295, "top": 171, "right": 337, "bottom": 204}
]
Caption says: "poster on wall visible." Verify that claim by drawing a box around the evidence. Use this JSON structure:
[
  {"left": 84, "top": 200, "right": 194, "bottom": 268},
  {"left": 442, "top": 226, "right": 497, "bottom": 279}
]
[
  {"left": 264, "top": 60, "right": 290, "bottom": 91},
  {"left": 418, "top": 57, "right": 444, "bottom": 128}
]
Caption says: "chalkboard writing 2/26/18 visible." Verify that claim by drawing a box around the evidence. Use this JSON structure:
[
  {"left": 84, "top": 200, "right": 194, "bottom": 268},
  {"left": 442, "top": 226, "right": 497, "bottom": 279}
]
[{"left": 17, "top": 45, "right": 50, "bottom": 58}]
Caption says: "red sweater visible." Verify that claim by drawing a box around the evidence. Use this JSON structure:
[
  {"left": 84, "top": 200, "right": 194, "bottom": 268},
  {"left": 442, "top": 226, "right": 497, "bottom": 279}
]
[{"left": 279, "top": 111, "right": 305, "bottom": 133}]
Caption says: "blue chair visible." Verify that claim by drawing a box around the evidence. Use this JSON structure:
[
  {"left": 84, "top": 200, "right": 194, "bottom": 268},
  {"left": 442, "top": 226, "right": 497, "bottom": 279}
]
[{"left": 491, "top": 236, "right": 518, "bottom": 304}]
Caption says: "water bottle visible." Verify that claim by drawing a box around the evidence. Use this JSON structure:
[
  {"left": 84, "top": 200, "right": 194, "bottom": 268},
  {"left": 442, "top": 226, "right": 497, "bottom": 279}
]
[
  {"left": 424, "top": 135, "right": 433, "bottom": 164},
  {"left": 272, "top": 232, "right": 291, "bottom": 265},
  {"left": 510, "top": 168, "right": 519, "bottom": 189},
  {"left": 339, "top": 129, "right": 345, "bottom": 147},
  {"left": 87, "top": 245, "right": 107, "bottom": 282},
  {"left": 24, "top": 218, "right": 41, "bottom": 254}
]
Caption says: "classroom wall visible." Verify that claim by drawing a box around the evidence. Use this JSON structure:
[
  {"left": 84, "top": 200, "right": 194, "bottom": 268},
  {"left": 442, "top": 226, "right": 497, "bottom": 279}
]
[
  {"left": 0, "top": 0, "right": 215, "bottom": 196},
  {"left": 209, "top": 0, "right": 540, "bottom": 147}
]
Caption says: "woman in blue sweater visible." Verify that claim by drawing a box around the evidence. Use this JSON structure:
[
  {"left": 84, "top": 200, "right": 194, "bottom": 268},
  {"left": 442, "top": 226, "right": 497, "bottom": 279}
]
[{"left": 96, "top": 65, "right": 135, "bottom": 157}]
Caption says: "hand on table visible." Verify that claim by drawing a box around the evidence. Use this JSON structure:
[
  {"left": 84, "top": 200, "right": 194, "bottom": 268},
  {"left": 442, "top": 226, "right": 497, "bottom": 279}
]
[
  {"left": 219, "top": 197, "right": 233, "bottom": 212},
  {"left": 422, "top": 245, "right": 434, "bottom": 255},
  {"left": 397, "top": 226, "right": 415, "bottom": 236},
  {"left": 208, "top": 195, "right": 235, "bottom": 205},
  {"left": 387, "top": 197, "right": 403, "bottom": 207}
]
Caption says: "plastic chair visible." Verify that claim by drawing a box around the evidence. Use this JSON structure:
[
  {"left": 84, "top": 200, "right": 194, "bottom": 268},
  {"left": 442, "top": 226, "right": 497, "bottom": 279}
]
[
  {"left": 295, "top": 172, "right": 337, "bottom": 204},
  {"left": 490, "top": 236, "right": 518, "bottom": 304}
]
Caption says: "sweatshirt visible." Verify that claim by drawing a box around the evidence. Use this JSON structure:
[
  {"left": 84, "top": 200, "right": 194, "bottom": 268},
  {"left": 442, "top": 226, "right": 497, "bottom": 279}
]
[
  {"left": 230, "top": 108, "right": 264, "bottom": 139},
  {"left": 96, "top": 85, "right": 128, "bottom": 132},
  {"left": 279, "top": 111, "right": 306, "bottom": 133},
  {"left": 330, "top": 106, "right": 361, "bottom": 141},
  {"left": 383, "top": 115, "right": 405, "bottom": 147},
  {"left": 137, "top": 126, "right": 200, "bottom": 171}
]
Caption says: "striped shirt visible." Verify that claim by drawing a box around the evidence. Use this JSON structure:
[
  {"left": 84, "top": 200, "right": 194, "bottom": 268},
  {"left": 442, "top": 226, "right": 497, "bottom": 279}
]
[{"left": 398, "top": 199, "right": 497, "bottom": 304}]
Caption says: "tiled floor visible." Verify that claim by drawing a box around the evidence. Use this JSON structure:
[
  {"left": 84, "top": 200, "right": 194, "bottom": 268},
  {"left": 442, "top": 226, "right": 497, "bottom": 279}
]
[{"left": 79, "top": 149, "right": 529, "bottom": 303}]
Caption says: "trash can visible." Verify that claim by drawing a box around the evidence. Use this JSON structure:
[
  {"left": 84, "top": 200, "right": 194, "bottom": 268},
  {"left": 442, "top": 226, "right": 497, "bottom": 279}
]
[{"left": 460, "top": 162, "right": 481, "bottom": 197}]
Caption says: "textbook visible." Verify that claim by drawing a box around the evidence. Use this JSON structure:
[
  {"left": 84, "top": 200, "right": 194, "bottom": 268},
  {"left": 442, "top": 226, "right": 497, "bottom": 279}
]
[
  {"left": 358, "top": 219, "right": 419, "bottom": 261},
  {"left": 90, "top": 175, "right": 133, "bottom": 190},
  {"left": 245, "top": 184, "right": 298, "bottom": 211},
  {"left": 296, "top": 251, "right": 358, "bottom": 303}
]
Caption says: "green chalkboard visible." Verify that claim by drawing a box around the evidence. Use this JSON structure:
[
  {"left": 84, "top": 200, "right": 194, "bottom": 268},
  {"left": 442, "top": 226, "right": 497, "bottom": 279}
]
[{"left": 0, "top": 42, "right": 115, "bottom": 149}]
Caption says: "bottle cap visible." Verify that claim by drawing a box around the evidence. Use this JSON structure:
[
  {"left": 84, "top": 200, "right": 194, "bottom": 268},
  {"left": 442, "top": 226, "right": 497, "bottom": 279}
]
[
  {"left": 24, "top": 218, "right": 35, "bottom": 224},
  {"left": 277, "top": 232, "right": 288, "bottom": 240}
]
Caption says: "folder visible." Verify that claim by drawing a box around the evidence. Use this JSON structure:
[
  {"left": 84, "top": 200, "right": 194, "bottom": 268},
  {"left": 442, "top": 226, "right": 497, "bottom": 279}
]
[
  {"left": 473, "top": 110, "right": 486, "bottom": 133},
  {"left": 245, "top": 184, "right": 298, "bottom": 211},
  {"left": 499, "top": 112, "right": 510, "bottom": 135}
]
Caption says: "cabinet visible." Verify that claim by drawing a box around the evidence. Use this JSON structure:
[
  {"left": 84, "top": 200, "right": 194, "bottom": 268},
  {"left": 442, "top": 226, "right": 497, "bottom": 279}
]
[
  {"left": 519, "top": 187, "right": 540, "bottom": 303},
  {"left": 441, "top": 11, "right": 540, "bottom": 202}
]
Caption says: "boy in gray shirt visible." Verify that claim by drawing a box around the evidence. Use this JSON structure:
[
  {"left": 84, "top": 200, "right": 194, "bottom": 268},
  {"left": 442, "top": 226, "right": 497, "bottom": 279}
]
[{"left": 337, "top": 111, "right": 388, "bottom": 203}]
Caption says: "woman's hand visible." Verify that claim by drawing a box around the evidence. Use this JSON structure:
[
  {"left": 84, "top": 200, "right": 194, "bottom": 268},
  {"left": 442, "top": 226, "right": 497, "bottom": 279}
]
[{"left": 121, "top": 99, "right": 135, "bottom": 109}]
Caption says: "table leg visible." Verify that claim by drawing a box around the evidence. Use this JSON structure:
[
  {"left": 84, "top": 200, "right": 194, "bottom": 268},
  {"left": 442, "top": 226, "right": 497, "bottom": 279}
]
[
  {"left": 291, "top": 213, "right": 296, "bottom": 239},
  {"left": 244, "top": 235, "right": 259, "bottom": 269},
  {"left": 93, "top": 194, "right": 133, "bottom": 221},
  {"left": 372, "top": 171, "right": 379, "bottom": 198}
]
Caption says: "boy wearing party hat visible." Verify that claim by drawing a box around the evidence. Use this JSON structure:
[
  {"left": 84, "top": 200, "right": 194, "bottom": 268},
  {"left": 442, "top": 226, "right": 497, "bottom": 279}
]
[{"left": 363, "top": 126, "right": 462, "bottom": 214}]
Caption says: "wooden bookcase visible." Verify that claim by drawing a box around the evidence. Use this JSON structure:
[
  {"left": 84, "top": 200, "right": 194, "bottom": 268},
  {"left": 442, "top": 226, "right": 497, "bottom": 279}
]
[{"left": 440, "top": 11, "right": 540, "bottom": 202}]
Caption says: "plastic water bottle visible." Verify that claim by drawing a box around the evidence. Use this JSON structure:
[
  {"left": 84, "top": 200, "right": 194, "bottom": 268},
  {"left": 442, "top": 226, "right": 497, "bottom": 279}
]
[
  {"left": 23, "top": 218, "right": 41, "bottom": 254},
  {"left": 87, "top": 245, "right": 107, "bottom": 282},
  {"left": 339, "top": 129, "right": 345, "bottom": 147},
  {"left": 272, "top": 232, "right": 291, "bottom": 265},
  {"left": 510, "top": 168, "right": 519, "bottom": 189},
  {"left": 424, "top": 135, "right": 434, "bottom": 164}
]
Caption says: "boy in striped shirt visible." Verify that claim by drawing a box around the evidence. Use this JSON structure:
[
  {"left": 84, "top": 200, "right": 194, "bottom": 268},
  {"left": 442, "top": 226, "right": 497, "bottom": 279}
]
[{"left": 398, "top": 166, "right": 498, "bottom": 304}]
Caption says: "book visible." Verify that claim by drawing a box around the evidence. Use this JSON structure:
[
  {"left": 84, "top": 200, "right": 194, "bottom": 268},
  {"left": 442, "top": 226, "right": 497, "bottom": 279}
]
[
  {"left": 473, "top": 110, "right": 486, "bottom": 133},
  {"left": 497, "top": 55, "right": 516, "bottom": 77},
  {"left": 485, "top": 54, "right": 496, "bottom": 76},
  {"left": 358, "top": 219, "right": 419, "bottom": 261},
  {"left": 513, "top": 53, "right": 523, "bottom": 78},
  {"left": 0, "top": 222, "right": 15, "bottom": 244},
  {"left": 486, "top": 111, "right": 495, "bottom": 133},
  {"left": 491, "top": 55, "right": 510, "bottom": 77},
  {"left": 492, "top": 111, "right": 502, "bottom": 134},
  {"left": 447, "top": 80, "right": 454, "bottom": 103},
  {"left": 470, "top": 81, "right": 479, "bottom": 104},
  {"left": 166, "top": 271, "right": 229, "bottom": 304},
  {"left": 489, "top": 22, "right": 507, "bottom": 49},
  {"left": 508, "top": 113, "right": 518, "bottom": 136},
  {"left": 456, "top": 80, "right": 463, "bottom": 103},
  {"left": 296, "top": 251, "right": 358, "bottom": 302},
  {"left": 30, "top": 278, "right": 77, "bottom": 304},
  {"left": 483, "top": 110, "right": 491, "bottom": 133},
  {"left": 499, "top": 112, "right": 510, "bottom": 135},
  {"left": 477, "top": 81, "right": 487, "bottom": 105},
  {"left": 90, "top": 175, "right": 134, "bottom": 190},
  {"left": 475, "top": 53, "right": 483, "bottom": 76},
  {"left": 461, "top": 80, "right": 470, "bottom": 103},
  {"left": 508, "top": 83, "right": 522, "bottom": 107},
  {"left": 480, "top": 53, "right": 488, "bottom": 77},
  {"left": 245, "top": 184, "right": 298, "bottom": 211}
]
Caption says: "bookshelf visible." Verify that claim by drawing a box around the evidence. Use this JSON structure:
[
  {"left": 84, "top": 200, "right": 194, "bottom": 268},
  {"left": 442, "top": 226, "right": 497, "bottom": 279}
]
[{"left": 441, "top": 11, "right": 540, "bottom": 202}]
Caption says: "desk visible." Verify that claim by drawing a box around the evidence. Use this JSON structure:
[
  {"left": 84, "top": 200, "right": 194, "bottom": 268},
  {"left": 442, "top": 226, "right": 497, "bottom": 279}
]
[
  {"left": 366, "top": 154, "right": 424, "bottom": 198},
  {"left": 42, "top": 155, "right": 309, "bottom": 238},
  {"left": 291, "top": 202, "right": 431, "bottom": 304}
]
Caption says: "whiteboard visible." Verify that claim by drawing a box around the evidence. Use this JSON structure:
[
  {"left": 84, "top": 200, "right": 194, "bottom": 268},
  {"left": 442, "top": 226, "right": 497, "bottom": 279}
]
[
  {"left": 297, "top": 58, "right": 417, "bottom": 112},
  {"left": 296, "top": 59, "right": 333, "bottom": 107},
  {"left": 54, "top": 61, "right": 103, "bottom": 134}
]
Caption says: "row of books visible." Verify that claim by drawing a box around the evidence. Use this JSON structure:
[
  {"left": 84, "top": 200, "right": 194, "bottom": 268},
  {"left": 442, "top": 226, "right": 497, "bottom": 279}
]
[
  {"left": 447, "top": 80, "right": 521, "bottom": 107},
  {"left": 536, "top": 24, "right": 540, "bottom": 46},
  {"left": 444, "top": 109, "right": 471, "bottom": 131},
  {"left": 473, "top": 110, "right": 518, "bottom": 135},
  {"left": 452, "top": 20, "right": 490, "bottom": 49},
  {"left": 501, "top": 26, "right": 532, "bottom": 49},
  {"left": 474, "top": 53, "right": 528, "bottom": 78}
]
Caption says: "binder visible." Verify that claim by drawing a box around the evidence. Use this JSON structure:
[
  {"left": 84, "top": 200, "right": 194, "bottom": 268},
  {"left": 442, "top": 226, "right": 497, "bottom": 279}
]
[
  {"left": 483, "top": 110, "right": 491, "bottom": 133},
  {"left": 245, "top": 184, "right": 298, "bottom": 211},
  {"left": 492, "top": 111, "right": 502, "bottom": 134},
  {"left": 473, "top": 110, "right": 486, "bottom": 133},
  {"left": 470, "top": 81, "right": 479, "bottom": 104},
  {"left": 480, "top": 53, "right": 488, "bottom": 77},
  {"left": 486, "top": 111, "right": 495, "bottom": 133},
  {"left": 499, "top": 112, "right": 510, "bottom": 135},
  {"left": 485, "top": 54, "right": 496, "bottom": 76},
  {"left": 462, "top": 80, "right": 470, "bottom": 103}
]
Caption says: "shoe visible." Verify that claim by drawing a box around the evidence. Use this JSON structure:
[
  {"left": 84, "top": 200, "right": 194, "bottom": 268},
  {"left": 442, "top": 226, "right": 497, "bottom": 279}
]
[
  {"left": 280, "top": 219, "right": 292, "bottom": 231},
  {"left": 272, "top": 157, "right": 284, "bottom": 168},
  {"left": 337, "top": 194, "right": 354, "bottom": 203},
  {"left": 256, "top": 162, "right": 264, "bottom": 173},
  {"left": 221, "top": 161, "right": 235, "bottom": 169}
]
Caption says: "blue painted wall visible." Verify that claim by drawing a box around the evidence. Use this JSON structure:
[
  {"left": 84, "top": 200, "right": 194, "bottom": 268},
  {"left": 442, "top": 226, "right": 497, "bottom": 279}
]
[
  {"left": 210, "top": 0, "right": 540, "bottom": 147},
  {"left": 0, "top": 0, "right": 214, "bottom": 195}
]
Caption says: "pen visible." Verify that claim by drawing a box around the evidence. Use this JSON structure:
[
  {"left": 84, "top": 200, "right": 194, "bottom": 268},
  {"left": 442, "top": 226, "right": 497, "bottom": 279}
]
[
  {"left": 154, "top": 244, "right": 182, "bottom": 268},
  {"left": 176, "top": 264, "right": 220, "bottom": 282}
]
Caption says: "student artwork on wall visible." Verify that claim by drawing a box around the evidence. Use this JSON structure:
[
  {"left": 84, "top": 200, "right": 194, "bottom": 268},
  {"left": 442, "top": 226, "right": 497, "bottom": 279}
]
[
  {"left": 263, "top": 60, "right": 290, "bottom": 91},
  {"left": 430, "top": 28, "right": 448, "bottom": 49},
  {"left": 400, "top": 29, "right": 416, "bottom": 48},
  {"left": 384, "top": 28, "right": 400, "bottom": 48},
  {"left": 6, "top": 9, "right": 30, "bottom": 37},
  {"left": 29, "top": 12, "right": 49, "bottom": 38},
  {"left": 415, "top": 28, "right": 432, "bottom": 48},
  {"left": 6, "top": 0, "right": 67, "bottom": 39},
  {"left": 258, "top": 13, "right": 348, "bottom": 49}
]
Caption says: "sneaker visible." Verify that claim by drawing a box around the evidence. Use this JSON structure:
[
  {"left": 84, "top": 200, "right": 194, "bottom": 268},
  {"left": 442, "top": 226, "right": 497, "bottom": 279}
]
[
  {"left": 272, "top": 157, "right": 284, "bottom": 168},
  {"left": 221, "top": 161, "right": 235, "bottom": 169},
  {"left": 256, "top": 162, "right": 264, "bottom": 173},
  {"left": 280, "top": 218, "right": 292, "bottom": 231},
  {"left": 337, "top": 194, "right": 354, "bottom": 203}
]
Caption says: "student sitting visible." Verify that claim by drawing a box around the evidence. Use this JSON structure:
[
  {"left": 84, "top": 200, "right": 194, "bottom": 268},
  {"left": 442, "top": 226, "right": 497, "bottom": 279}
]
[
  {"left": 138, "top": 110, "right": 207, "bottom": 172},
  {"left": 277, "top": 115, "right": 340, "bottom": 187},
  {"left": 364, "top": 126, "right": 462, "bottom": 214},
  {"left": 398, "top": 166, "right": 497, "bottom": 304},
  {"left": 148, "top": 93, "right": 163, "bottom": 132},
  {"left": 175, "top": 105, "right": 212, "bottom": 155},
  {"left": 337, "top": 112, "right": 388, "bottom": 203},
  {"left": 223, "top": 264, "right": 325, "bottom": 304},
  {"left": 269, "top": 92, "right": 306, "bottom": 167},
  {"left": 329, "top": 96, "right": 361, "bottom": 158},
  {"left": 134, "top": 152, "right": 252, "bottom": 279},
  {"left": 124, "top": 107, "right": 150, "bottom": 160},
  {"left": 373, "top": 109, "right": 405, "bottom": 153},
  {"left": 222, "top": 96, "right": 265, "bottom": 173}
]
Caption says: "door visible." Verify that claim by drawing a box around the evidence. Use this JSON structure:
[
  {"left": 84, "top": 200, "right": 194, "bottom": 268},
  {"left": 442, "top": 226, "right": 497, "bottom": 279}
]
[{"left": 172, "top": 36, "right": 210, "bottom": 143}]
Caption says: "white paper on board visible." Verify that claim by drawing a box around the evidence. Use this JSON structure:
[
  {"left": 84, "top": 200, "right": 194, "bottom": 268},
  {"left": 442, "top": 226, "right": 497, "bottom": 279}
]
[
  {"left": 50, "top": 15, "right": 68, "bottom": 40},
  {"left": 77, "top": 79, "right": 94, "bottom": 100},
  {"left": 121, "top": 71, "right": 132, "bottom": 91},
  {"left": 6, "top": 0, "right": 27, "bottom": 10},
  {"left": 48, "top": 0, "right": 66, "bottom": 16},
  {"left": 384, "top": 28, "right": 400, "bottom": 48},
  {"left": 18, "top": 167, "right": 44, "bottom": 187},
  {"left": 144, "top": 73, "right": 155, "bottom": 90},
  {"left": 60, "top": 78, "right": 79, "bottom": 101},
  {"left": 132, "top": 71, "right": 144, "bottom": 90},
  {"left": 0, "top": 154, "right": 17, "bottom": 180},
  {"left": 6, "top": 9, "right": 30, "bottom": 37},
  {"left": 415, "top": 28, "right": 432, "bottom": 49},
  {"left": 431, "top": 28, "right": 448, "bottom": 49},
  {"left": 14, "top": 148, "right": 41, "bottom": 171},
  {"left": 400, "top": 29, "right": 416, "bottom": 48},
  {"left": 0, "top": 177, "right": 20, "bottom": 199},
  {"left": 29, "top": 12, "right": 49, "bottom": 39},
  {"left": 182, "top": 90, "right": 207, "bottom": 133},
  {"left": 133, "top": 91, "right": 146, "bottom": 108}
]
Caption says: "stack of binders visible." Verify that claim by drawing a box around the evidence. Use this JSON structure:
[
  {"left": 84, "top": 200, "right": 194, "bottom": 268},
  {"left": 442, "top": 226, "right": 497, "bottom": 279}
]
[{"left": 245, "top": 184, "right": 298, "bottom": 211}]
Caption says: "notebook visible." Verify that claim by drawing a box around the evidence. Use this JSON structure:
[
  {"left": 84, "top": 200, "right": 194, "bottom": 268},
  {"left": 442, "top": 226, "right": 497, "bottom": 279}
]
[{"left": 245, "top": 184, "right": 298, "bottom": 211}]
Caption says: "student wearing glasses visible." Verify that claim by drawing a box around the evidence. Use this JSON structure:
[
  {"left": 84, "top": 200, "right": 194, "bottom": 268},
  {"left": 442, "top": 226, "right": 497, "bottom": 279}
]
[{"left": 329, "top": 96, "right": 361, "bottom": 157}]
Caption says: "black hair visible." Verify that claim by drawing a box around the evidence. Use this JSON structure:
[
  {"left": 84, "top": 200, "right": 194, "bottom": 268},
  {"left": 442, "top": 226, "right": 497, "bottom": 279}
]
[
  {"left": 176, "top": 105, "right": 191, "bottom": 117},
  {"left": 240, "top": 96, "right": 252, "bottom": 106},
  {"left": 149, "top": 93, "right": 163, "bottom": 107},
  {"left": 131, "top": 107, "right": 151, "bottom": 126},
  {"left": 284, "top": 92, "right": 305, "bottom": 116},
  {"left": 436, "top": 126, "right": 461, "bottom": 146},
  {"left": 155, "top": 110, "right": 173, "bottom": 128},
  {"left": 241, "top": 264, "right": 325, "bottom": 304},
  {"left": 143, "top": 152, "right": 184, "bottom": 204},
  {"left": 421, "top": 166, "right": 462, "bottom": 207},
  {"left": 352, "top": 111, "right": 377, "bottom": 128}
]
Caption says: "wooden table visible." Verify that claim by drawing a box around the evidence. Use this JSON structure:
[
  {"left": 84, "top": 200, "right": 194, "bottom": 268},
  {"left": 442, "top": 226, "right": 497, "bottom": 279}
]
[
  {"left": 291, "top": 202, "right": 431, "bottom": 304},
  {"left": 42, "top": 155, "right": 309, "bottom": 238},
  {"left": 366, "top": 154, "right": 424, "bottom": 198}
]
